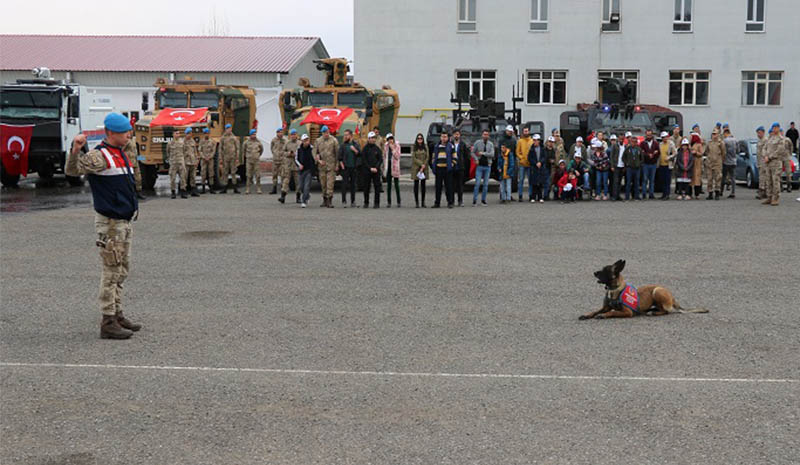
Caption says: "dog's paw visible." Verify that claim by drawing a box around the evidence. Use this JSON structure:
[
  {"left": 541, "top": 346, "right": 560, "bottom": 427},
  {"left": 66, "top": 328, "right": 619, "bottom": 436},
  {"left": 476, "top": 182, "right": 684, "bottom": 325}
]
[
  {"left": 578, "top": 315, "right": 589, "bottom": 320},
  {"left": 594, "top": 313, "right": 606, "bottom": 319}
]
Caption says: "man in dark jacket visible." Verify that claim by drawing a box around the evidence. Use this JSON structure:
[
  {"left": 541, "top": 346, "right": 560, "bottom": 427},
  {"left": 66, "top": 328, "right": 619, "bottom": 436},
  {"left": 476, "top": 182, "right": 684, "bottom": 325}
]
[
  {"left": 295, "top": 134, "right": 316, "bottom": 208},
  {"left": 623, "top": 133, "right": 643, "bottom": 200},
  {"left": 640, "top": 129, "right": 659, "bottom": 199},
  {"left": 608, "top": 134, "right": 625, "bottom": 200},
  {"left": 362, "top": 132, "right": 383, "bottom": 208},
  {"left": 431, "top": 132, "right": 457, "bottom": 208},
  {"left": 542, "top": 136, "right": 556, "bottom": 200},
  {"left": 786, "top": 122, "right": 799, "bottom": 154},
  {"left": 338, "top": 129, "right": 361, "bottom": 208},
  {"left": 451, "top": 129, "right": 470, "bottom": 207}
]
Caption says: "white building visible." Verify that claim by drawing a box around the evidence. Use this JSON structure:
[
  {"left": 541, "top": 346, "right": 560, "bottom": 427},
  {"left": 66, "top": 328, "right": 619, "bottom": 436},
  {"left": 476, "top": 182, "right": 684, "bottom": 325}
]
[
  {"left": 0, "top": 35, "right": 330, "bottom": 157},
  {"left": 354, "top": 0, "right": 798, "bottom": 143}
]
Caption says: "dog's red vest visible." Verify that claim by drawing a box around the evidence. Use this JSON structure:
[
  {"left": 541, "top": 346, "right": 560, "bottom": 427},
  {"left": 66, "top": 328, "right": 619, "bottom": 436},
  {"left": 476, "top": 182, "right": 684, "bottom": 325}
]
[{"left": 620, "top": 285, "right": 639, "bottom": 312}]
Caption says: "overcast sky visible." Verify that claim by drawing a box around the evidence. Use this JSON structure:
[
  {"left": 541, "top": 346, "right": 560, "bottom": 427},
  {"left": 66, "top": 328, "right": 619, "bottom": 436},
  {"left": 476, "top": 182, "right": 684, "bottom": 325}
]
[{"left": 1, "top": 0, "right": 354, "bottom": 59}]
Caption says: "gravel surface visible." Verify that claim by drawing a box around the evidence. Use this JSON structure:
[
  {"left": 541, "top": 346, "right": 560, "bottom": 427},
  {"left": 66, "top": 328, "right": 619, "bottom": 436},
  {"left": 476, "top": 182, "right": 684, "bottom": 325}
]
[{"left": 1, "top": 180, "right": 798, "bottom": 464}]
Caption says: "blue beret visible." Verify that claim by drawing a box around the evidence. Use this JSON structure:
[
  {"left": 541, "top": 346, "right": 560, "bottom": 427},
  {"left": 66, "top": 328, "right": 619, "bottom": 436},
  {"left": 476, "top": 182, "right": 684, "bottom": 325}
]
[
  {"left": 673, "top": 124, "right": 680, "bottom": 129},
  {"left": 249, "top": 129, "right": 256, "bottom": 135},
  {"left": 289, "top": 129, "right": 297, "bottom": 135},
  {"left": 722, "top": 122, "right": 729, "bottom": 128},
  {"left": 276, "top": 127, "right": 283, "bottom": 132},
  {"left": 321, "top": 125, "right": 329, "bottom": 133},
  {"left": 184, "top": 128, "right": 192, "bottom": 134},
  {"left": 225, "top": 124, "right": 232, "bottom": 129},
  {"left": 203, "top": 128, "right": 209, "bottom": 134},
  {"left": 770, "top": 122, "right": 780, "bottom": 131},
  {"left": 715, "top": 122, "right": 721, "bottom": 126},
  {"left": 103, "top": 113, "right": 132, "bottom": 133},
  {"left": 692, "top": 123, "right": 700, "bottom": 129},
  {"left": 756, "top": 126, "right": 765, "bottom": 132}
]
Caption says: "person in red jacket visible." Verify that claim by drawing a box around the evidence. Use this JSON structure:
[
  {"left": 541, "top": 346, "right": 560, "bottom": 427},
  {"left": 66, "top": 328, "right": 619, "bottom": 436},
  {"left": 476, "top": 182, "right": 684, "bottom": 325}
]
[{"left": 557, "top": 170, "right": 577, "bottom": 203}]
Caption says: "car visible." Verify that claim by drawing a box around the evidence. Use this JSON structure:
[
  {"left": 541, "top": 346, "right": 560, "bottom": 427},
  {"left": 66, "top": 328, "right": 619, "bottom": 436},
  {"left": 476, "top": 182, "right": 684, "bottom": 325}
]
[{"left": 735, "top": 138, "right": 799, "bottom": 189}]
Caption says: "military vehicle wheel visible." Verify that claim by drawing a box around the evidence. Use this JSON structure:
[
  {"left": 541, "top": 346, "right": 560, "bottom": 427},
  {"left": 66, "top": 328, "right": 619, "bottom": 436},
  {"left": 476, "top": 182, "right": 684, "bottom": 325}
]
[
  {"left": 66, "top": 175, "right": 84, "bottom": 187},
  {"left": 142, "top": 164, "right": 158, "bottom": 191},
  {"left": 746, "top": 169, "right": 755, "bottom": 189},
  {"left": 37, "top": 166, "right": 54, "bottom": 180},
  {"left": 0, "top": 165, "right": 20, "bottom": 187}
]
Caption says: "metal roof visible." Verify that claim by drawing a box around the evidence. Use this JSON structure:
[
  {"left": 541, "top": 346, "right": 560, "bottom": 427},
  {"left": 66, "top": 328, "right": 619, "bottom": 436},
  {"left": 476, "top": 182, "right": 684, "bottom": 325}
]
[{"left": 0, "top": 35, "right": 328, "bottom": 73}]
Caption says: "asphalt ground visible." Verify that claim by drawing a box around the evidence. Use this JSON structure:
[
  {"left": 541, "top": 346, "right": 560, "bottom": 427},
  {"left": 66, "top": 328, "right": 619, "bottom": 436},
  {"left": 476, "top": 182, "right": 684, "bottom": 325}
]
[{"left": 1, "top": 175, "right": 798, "bottom": 465}]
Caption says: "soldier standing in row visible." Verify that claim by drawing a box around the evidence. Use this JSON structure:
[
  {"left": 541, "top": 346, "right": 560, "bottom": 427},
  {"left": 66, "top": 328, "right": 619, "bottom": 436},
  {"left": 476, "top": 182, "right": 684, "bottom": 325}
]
[
  {"left": 763, "top": 122, "right": 788, "bottom": 206},
  {"left": 314, "top": 125, "right": 340, "bottom": 208},
  {"left": 123, "top": 138, "right": 146, "bottom": 199},
  {"left": 280, "top": 129, "right": 301, "bottom": 204},
  {"left": 199, "top": 128, "right": 217, "bottom": 194},
  {"left": 66, "top": 113, "right": 142, "bottom": 339},
  {"left": 705, "top": 128, "right": 725, "bottom": 200},
  {"left": 755, "top": 126, "right": 767, "bottom": 199},
  {"left": 243, "top": 129, "right": 264, "bottom": 194},
  {"left": 167, "top": 130, "right": 187, "bottom": 199},
  {"left": 219, "top": 124, "right": 241, "bottom": 194},
  {"left": 270, "top": 128, "right": 286, "bottom": 195},
  {"left": 183, "top": 129, "right": 199, "bottom": 197}
]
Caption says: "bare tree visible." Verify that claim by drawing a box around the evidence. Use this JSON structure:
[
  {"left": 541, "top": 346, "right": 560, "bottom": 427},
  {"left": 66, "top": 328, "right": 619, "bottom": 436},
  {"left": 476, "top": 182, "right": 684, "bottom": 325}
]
[{"left": 203, "top": 6, "right": 230, "bottom": 36}]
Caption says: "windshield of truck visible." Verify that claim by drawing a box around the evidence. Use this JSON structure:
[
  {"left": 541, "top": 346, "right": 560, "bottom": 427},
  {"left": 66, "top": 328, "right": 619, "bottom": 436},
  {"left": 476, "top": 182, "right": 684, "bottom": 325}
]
[
  {"left": 158, "top": 91, "right": 188, "bottom": 108},
  {"left": 337, "top": 91, "right": 367, "bottom": 108},
  {"left": 307, "top": 92, "right": 334, "bottom": 107},
  {"left": 0, "top": 90, "right": 60, "bottom": 119},
  {"left": 190, "top": 92, "right": 219, "bottom": 110},
  {"left": 592, "top": 111, "right": 652, "bottom": 129}
]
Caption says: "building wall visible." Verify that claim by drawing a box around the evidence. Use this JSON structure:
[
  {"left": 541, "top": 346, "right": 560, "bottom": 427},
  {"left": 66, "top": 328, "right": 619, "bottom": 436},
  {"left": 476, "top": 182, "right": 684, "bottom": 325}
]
[{"left": 354, "top": 0, "right": 799, "bottom": 144}]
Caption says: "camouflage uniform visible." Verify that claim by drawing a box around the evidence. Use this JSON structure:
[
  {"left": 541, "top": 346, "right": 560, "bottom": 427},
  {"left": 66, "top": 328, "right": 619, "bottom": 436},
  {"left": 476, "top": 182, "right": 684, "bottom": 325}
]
[
  {"left": 764, "top": 134, "right": 788, "bottom": 203},
  {"left": 199, "top": 137, "right": 217, "bottom": 190},
  {"left": 182, "top": 136, "right": 199, "bottom": 192},
  {"left": 705, "top": 137, "right": 725, "bottom": 194},
  {"left": 270, "top": 135, "right": 287, "bottom": 192},
  {"left": 167, "top": 137, "right": 186, "bottom": 191},
  {"left": 242, "top": 137, "right": 264, "bottom": 194},
  {"left": 220, "top": 133, "right": 241, "bottom": 186},
  {"left": 282, "top": 138, "right": 301, "bottom": 197},
  {"left": 314, "top": 135, "right": 340, "bottom": 201},
  {"left": 123, "top": 139, "right": 142, "bottom": 192}
]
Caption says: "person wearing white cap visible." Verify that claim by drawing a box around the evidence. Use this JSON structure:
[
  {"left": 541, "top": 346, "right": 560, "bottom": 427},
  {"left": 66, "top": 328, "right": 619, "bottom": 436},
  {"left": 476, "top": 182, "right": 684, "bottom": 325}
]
[
  {"left": 622, "top": 133, "right": 643, "bottom": 200},
  {"left": 590, "top": 139, "right": 610, "bottom": 200},
  {"left": 362, "top": 132, "right": 384, "bottom": 208},
  {"left": 295, "top": 133, "right": 315, "bottom": 207},
  {"left": 567, "top": 149, "right": 590, "bottom": 199},
  {"left": 674, "top": 138, "right": 694, "bottom": 200},
  {"left": 607, "top": 134, "right": 625, "bottom": 200},
  {"left": 641, "top": 129, "right": 660, "bottom": 200},
  {"left": 542, "top": 136, "right": 557, "bottom": 200},
  {"left": 657, "top": 131, "right": 676, "bottom": 200},
  {"left": 527, "top": 134, "right": 545, "bottom": 202},
  {"left": 568, "top": 136, "right": 586, "bottom": 163}
]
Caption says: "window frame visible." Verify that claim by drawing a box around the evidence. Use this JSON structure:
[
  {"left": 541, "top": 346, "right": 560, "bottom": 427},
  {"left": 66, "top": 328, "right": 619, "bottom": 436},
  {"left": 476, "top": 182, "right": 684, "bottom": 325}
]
[
  {"left": 673, "top": 0, "right": 693, "bottom": 33},
  {"left": 457, "top": 0, "right": 477, "bottom": 33},
  {"left": 530, "top": 0, "right": 549, "bottom": 32},
  {"left": 526, "top": 70, "right": 568, "bottom": 106},
  {"left": 741, "top": 71, "right": 782, "bottom": 107},
  {"left": 668, "top": 71, "right": 710, "bottom": 106},
  {"left": 601, "top": 0, "right": 621, "bottom": 32},
  {"left": 455, "top": 70, "right": 497, "bottom": 104},
  {"left": 745, "top": 0, "right": 766, "bottom": 32},
  {"left": 597, "top": 70, "right": 639, "bottom": 102}
]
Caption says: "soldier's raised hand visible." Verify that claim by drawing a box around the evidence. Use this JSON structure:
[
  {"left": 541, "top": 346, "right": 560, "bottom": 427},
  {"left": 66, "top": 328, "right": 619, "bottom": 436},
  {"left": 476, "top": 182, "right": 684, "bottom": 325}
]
[{"left": 72, "top": 134, "right": 87, "bottom": 153}]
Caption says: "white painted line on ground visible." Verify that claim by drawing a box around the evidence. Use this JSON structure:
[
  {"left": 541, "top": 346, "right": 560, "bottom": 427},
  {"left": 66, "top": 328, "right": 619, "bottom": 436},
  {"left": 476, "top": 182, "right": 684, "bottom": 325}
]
[{"left": 1, "top": 362, "right": 797, "bottom": 384}]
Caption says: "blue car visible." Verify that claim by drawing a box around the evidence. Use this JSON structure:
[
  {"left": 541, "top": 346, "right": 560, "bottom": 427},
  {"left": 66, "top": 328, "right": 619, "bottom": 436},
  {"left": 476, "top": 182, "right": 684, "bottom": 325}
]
[{"left": 735, "top": 138, "right": 799, "bottom": 189}]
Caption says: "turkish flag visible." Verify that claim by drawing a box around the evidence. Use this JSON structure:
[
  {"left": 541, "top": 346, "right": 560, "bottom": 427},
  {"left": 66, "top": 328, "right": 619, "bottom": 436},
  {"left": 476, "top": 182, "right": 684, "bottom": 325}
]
[
  {"left": 1, "top": 124, "right": 34, "bottom": 177},
  {"left": 300, "top": 107, "right": 354, "bottom": 134},
  {"left": 150, "top": 108, "right": 208, "bottom": 127}
]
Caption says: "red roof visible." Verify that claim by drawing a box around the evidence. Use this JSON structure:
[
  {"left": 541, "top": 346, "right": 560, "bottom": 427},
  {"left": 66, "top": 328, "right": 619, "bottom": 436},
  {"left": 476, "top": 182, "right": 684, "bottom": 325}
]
[{"left": 0, "top": 35, "right": 328, "bottom": 73}]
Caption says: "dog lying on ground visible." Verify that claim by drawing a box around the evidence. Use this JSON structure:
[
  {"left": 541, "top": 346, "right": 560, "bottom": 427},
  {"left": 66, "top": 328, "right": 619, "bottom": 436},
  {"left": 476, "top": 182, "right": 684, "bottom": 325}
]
[{"left": 579, "top": 260, "right": 709, "bottom": 320}]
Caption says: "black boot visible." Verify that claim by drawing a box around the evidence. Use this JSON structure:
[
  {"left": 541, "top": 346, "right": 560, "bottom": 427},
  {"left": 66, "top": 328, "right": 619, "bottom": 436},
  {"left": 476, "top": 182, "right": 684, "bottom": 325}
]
[
  {"left": 279, "top": 192, "right": 286, "bottom": 204},
  {"left": 296, "top": 192, "right": 301, "bottom": 204},
  {"left": 209, "top": 183, "right": 216, "bottom": 194},
  {"left": 171, "top": 190, "right": 176, "bottom": 199},
  {"left": 232, "top": 183, "right": 240, "bottom": 194},
  {"left": 180, "top": 189, "right": 188, "bottom": 199},
  {"left": 191, "top": 188, "right": 199, "bottom": 197},
  {"left": 706, "top": 192, "right": 713, "bottom": 200},
  {"left": 201, "top": 184, "right": 206, "bottom": 193},
  {"left": 136, "top": 191, "right": 146, "bottom": 200},
  {"left": 116, "top": 311, "right": 142, "bottom": 332},
  {"left": 269, "top": 186, "right": 277, "bottom": 195},
  {"left": 715, "top": 191, "right": 720, "bottom": 200},
  {"left": 221, "top": 181, "right": 228, "bottom": 194},
  {"left": 100, "top": 315, "right": 132, "bottom": 340}
]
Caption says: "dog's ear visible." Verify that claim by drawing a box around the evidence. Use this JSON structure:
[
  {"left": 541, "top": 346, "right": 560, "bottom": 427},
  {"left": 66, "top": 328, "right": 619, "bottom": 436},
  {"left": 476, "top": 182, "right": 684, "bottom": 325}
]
[{"left": 613, "top": 259, "right": 626, "bottom": 274}]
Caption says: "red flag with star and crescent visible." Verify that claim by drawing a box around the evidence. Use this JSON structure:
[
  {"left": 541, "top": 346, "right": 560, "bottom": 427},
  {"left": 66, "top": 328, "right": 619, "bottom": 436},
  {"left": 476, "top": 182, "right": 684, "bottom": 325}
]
[
  {"left": 0, "top": 124, "right": 34, "bottom": 177},
  {"left": 150, "top": 108, "right": 208, "bottom": 127},
  {"left": 300, "top": 107, "right": 354, "bottom": 134}
]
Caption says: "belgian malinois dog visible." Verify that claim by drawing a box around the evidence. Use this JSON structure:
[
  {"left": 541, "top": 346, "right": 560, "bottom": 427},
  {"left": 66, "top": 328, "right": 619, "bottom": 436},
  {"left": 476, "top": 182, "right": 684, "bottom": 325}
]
[{"left": 579, "top": 260, "right": 709, "bottom": 320}]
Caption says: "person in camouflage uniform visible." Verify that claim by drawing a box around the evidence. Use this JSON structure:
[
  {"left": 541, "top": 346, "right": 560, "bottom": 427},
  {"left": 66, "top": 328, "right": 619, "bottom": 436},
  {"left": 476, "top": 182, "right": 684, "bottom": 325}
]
[
  {"left": 167, "top": 131, "right": 187, "bottom": 199},
  {"left": 763, "top": 123, "right": 789, "bottom": 206},
  {"left": 242, "top": 129, "right": 264, "bottom": 194},
  {"left": 182, "top": 129, "right": 199, "bottom": 197},
  {"left": 219, "top": 124, "right": 241, "bottom": 194},
  {"left": 269, "top": 128, "right": 286, "bottom": 195},
  {"left": 199, "top": 128, "right": 217, "bottom": 194},
  {"left": 705, "top": 128, "right": 725, "bottom": 200},
  {"left": 122, "top": 139, "right": 145, "bottom": 199},
  {"left": 280, "top": 129, "right": 301, "bottom": 204},
  {"left": 755, "top": 126, "right": 767, "bottom": 199},
  {"left": 313, "top": 125, "right": 340, "bottom": 208}
]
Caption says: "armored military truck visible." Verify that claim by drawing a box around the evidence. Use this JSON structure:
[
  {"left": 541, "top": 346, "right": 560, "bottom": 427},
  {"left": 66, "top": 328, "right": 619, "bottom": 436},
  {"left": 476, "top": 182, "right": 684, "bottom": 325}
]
[
  {"left": 278, "top": 58, "right": 400, "bottom": 147},
  {"left": 133, "top": 77, "right": 256, "bottom": 190}
]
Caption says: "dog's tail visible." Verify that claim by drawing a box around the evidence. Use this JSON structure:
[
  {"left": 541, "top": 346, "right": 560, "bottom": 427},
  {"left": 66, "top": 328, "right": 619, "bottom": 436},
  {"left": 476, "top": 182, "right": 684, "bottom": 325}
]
[{"left": 674, "top": 302, "right": 710, "bottom": 314}]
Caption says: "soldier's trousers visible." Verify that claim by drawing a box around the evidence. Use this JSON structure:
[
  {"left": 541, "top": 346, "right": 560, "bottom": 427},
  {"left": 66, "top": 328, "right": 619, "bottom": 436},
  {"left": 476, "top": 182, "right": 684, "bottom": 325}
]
[
  {"left": 757, "top": 158, "right": 767, "bottom": 196},
  {"left": 319, "top": 168, "right": 336, "bottom": 198},
  {"left": 783, "top": 158, "right": 793, "bottom": 191},
  {"left": 169, "top": 162, "right": 186, "bottom": 191},
  {"left": 765, "top": 159, "right": 783, "bottom": 200},
  {"left": 184, "top": 164, "right": 197, "bottom": 190},
  {"left": 722, "top": 164, "right": 736, "bottom": 194},
  {"left": 245, "top": 158, "right": 261, "bottom": 190},
  {"left": 706, "top": 163, "right": 722, "bottom": 192},
  {"left": 200, "top": 159, "right": 214, "bottom": 186},
  {"left": 281, "top": 166, "right": 299, "bottom": 194},
  {"left": 272, "top": 161, "right": 283, "bottom": 187},
  {"left": 131, "top": 160, "right": 142, "bottom": 191},
  {"left": 95, "top": 213, "right": 132, "bottom": 316},
  {"left": 221, "top": 155, "right": 239, "bottom": 183}
]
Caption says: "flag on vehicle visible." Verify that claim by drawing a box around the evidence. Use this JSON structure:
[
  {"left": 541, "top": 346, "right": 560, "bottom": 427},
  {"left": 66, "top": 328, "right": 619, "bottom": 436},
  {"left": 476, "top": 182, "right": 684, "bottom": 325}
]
[
  {"left": 0, "top": 123, "right": 34, "bottom": 177},
  {"left": 300, "top": 107, "right": 354, "bottom": 134},
  {"left": 150, "top": 108, "right": 208, "bottom": 127}
]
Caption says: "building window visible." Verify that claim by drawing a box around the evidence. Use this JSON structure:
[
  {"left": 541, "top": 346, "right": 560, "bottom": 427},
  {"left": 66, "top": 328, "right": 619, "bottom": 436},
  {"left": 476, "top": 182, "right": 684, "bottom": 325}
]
[
  {"left": 455, "top": 70, "right": 495, "bottom": 103},
  {"left": 598, "top": 70, "right": 638, "bottom": 102},
  {"left": 673, "top": 0, "right": 692, "bottom": 32},
  {"left": 458, "top": 0, "right": 477, "bottom": 32},
  {"left": 669, "top": 71, "right": 709, "bottom": 106},
  {"left": 745, "top": 0, "right": 765, "bottom": 32},
  {"left": 527, "top": 71, "right": 566, "bottom": 105},
  {"left": 530, "top": 0, "right": 548, "bottom": 31},
  {"left": 602, "top": 0, "right": 620, "bottom": 31},
  {"left": 741, "top": 71, "right": 782, "bottom": 106}
]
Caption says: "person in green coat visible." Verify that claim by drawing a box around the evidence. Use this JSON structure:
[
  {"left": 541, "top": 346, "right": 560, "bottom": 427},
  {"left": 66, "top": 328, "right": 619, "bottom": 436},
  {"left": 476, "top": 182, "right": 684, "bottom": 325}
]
[{"left": 411, "top": 133, "right": 429, "bottom": 208}]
